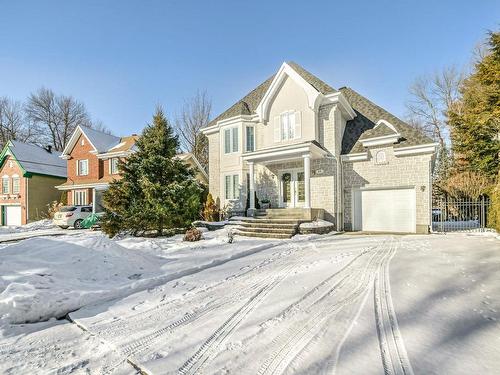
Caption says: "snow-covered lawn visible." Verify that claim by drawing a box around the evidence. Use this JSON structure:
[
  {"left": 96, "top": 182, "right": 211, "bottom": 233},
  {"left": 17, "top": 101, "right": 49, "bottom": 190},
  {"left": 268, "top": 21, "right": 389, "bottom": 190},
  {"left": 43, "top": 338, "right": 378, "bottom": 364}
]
[{"left": 1, "top": 231, "right": 499, "bottom": 374}]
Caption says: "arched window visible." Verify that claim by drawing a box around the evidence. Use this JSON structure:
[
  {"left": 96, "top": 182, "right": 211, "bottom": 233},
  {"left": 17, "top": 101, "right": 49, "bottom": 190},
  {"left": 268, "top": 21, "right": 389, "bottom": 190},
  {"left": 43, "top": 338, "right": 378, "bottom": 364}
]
[{"left": 375, "top": 150, "right": 387, "bottom": 164}]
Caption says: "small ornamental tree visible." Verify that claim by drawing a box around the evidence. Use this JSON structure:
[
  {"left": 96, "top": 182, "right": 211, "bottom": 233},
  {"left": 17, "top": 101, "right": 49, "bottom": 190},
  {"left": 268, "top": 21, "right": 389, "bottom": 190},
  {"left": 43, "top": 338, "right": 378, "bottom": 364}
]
[
  {"left": 202, "top": 193, "right": 219, "bottom": 222},
  {"left": 101, "top": 107, "right": 203, "bottom": 237}
]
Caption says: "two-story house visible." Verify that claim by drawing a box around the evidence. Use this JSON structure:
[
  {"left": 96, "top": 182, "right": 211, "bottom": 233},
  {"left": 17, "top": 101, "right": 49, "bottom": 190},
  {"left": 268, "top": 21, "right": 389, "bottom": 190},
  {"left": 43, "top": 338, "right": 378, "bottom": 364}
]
[
  {"left": 0, "top": 140, "right": 67, "bottom": 225},
  {"left": 56, "top": 126, "right": 138, "bottom": 212},
  {"left": 202, "top": 62, "right": 437, "bottom": 234},
  {"left": 56, "top": 126, "right": 209, "bottom": 213}
]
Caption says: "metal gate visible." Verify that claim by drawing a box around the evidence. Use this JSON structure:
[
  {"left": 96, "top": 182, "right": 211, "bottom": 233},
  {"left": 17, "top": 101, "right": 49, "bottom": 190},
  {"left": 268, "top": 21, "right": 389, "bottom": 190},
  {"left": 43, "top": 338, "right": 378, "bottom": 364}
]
[{"left": 432, "top": 197, "right": 491, "bottom": 233}]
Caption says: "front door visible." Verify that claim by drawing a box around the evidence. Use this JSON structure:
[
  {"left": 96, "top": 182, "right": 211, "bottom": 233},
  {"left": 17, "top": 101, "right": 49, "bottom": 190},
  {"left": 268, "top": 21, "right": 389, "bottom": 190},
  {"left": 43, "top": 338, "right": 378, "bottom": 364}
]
[{"left": 280, "top": 170, "right": 305, "bottom": 208}]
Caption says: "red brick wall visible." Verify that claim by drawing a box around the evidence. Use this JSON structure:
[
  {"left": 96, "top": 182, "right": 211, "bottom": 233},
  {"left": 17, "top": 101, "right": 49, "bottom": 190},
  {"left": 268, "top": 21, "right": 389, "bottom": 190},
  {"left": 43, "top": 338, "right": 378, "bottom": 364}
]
[
  {"left": 0, "top": 155, "right": 27, "bottom": 224},
  {"left": 66, "top": 133, "right": 102, "bottom": 184}
]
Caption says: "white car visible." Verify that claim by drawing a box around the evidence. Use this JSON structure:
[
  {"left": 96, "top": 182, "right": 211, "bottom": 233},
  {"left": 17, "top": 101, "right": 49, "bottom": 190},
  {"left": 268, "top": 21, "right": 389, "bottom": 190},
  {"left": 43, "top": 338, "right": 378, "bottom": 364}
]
[{"left": 53, "top": 205, "right": 93, "bottom": 229}]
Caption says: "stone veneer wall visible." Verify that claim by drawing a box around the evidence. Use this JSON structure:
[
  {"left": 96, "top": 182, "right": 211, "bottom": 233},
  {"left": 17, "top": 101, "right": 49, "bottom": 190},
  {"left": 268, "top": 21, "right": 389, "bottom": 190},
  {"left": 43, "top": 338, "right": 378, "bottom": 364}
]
[{"left": 343, "top": 146, "right": 433, "bottom": 233}]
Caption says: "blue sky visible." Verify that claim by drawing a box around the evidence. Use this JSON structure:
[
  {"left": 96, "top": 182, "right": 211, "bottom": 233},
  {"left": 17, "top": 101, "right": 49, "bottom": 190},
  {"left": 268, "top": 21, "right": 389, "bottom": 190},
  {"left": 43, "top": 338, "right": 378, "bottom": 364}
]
[{"left": 0, "top": 1, "right": 498, "bottom": 136}]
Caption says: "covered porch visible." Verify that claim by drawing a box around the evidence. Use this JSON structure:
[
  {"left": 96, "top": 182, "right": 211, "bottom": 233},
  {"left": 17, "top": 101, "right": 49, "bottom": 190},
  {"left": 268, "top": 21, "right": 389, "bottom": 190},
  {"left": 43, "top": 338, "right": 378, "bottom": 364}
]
[{"left": 242, "top": 141, "right": 328, "bottom": 216}]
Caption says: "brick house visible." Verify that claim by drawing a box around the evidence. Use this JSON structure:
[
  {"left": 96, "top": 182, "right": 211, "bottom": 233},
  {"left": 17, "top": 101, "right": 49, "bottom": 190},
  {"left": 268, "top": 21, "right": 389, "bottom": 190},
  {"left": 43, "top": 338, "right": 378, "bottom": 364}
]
[
  {"left": 56, "top": 126, "right": 138, "bottom": 212},
  {"left": 202, "top": 62, "right": 438, "bottom": 233},
  {"left": 56, "top": 126, "right": 208, "bottom": 212},
  {"left": 0, "top": 141, "right": 67, "bottom": 225}
]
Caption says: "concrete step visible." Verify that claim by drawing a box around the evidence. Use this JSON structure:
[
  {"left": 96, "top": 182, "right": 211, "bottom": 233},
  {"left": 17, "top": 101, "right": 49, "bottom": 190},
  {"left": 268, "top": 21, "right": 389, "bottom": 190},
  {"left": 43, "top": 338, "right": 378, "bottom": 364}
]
[
  {"left": 237, "top": 226, "right": 296, "bottom": 235},
  {"left": 239, "top": 218, "right": 302, "bottom": 225},
  {"left": 234, "top": 230, "right": 293, "bottom": 239},
  {"left": 238, "top": 221, "right": 298, "bottom": 230}
]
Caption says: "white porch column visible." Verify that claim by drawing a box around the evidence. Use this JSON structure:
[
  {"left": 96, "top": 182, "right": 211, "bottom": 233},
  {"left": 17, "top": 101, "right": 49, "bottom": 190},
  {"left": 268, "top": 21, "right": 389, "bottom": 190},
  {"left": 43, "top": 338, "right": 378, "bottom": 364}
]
[
  {"left": 248, "top": 162, "right": 256, "bottom": 215},
  {"left": 303, "top": 153, "right": 311, "bottom": 209},
  {"left": 92, "top": 188, "right": 96, "bottom": 213}
]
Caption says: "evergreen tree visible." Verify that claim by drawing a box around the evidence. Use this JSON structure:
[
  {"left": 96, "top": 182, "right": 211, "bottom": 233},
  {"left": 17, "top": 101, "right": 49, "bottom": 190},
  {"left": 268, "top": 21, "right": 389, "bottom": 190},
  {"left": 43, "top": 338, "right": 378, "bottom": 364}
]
[
  {"left": 449, "top": 31, "right": 500, "bottom": 178},
  {"left": 102, "top": 107, "right": 203, "bottom": 237}
]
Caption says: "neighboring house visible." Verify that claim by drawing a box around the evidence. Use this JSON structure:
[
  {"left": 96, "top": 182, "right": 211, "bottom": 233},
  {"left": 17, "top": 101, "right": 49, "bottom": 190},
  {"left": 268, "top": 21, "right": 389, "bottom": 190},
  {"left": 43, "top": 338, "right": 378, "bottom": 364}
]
[
  {"left": 56, "top": 126, "right": 208, "bottom": 213},
  {"left": 0, "top": 141, "right": 67, "bottom": 225},
  {"left": 202, "top": 62, "right": 437, "bottom": 234},
  {"left": 56, "top": 126, "right": 138, "bottom": 213},
  {"left": 177, "top": 152, "right": 209, "bottom": 185}
]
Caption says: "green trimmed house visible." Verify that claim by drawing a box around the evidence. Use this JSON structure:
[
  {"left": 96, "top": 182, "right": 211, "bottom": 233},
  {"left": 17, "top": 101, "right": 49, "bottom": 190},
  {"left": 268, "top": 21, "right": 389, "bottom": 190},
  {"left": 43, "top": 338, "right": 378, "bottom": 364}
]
[{"left": 0, "top": 141, "right": 67, "bottom": 225}]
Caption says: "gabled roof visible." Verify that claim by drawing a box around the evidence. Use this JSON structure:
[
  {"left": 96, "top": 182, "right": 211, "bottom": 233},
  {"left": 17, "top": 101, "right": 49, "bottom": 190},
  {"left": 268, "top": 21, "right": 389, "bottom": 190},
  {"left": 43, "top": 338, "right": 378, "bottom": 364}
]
[
  {"left": 340, "top": 87, "right": 433, "bottom": 154},
  {"left": 208, "top": 62, "right": 336, "bottom": 127},
  {"left": 176, "top": 152, "right": 209, "bottom": 181},
  {"left": 78, "top": 126, "right": 121, "bottom": 153},
  {"left": 61, "top": 126, "right": 136, "bottom": 157},
  {"left": 0, "top": 141, "right": 67, "bottom": 177}
]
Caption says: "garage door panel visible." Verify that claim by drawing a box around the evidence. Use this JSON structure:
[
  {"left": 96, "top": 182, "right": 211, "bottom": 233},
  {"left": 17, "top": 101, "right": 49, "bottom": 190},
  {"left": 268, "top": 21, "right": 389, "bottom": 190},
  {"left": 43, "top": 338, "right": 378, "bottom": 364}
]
[
  {"left": 6, "top": 205, "right": 22, "bottom": 226},
  {"left": 357, "top": 188, "right": 416, "bottom": 233}
]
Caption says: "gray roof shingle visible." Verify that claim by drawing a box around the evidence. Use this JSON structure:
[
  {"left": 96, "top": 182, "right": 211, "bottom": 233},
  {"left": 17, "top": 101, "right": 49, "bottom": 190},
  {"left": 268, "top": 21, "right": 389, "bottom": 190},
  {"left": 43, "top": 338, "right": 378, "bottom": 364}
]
[
  {"left": 80, "top": 126, "right": 121, "bottom": 153},
  {"left": 7, "top": 141, "right": 67, "bottom": 177},
  {"left": 340, "top": 87, "right": 433, "bottom": 154}
]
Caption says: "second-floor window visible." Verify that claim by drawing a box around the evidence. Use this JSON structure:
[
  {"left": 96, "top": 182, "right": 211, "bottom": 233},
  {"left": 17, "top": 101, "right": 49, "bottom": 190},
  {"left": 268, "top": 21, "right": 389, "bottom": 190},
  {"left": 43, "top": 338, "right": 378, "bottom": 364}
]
[
  {"left": 280, "top": 111, "right": 296, "bottom": 141},
  {"left": 246, "top": 126, "right": 255, "bottom": 152},
  {"left": 2, "top": 177, "right": 9, "bottom": 194},
  {"left": 77, "top": 159, "right": 89, "bottom": 176},
  {"left": 224, "top": 127, "right": 239, "bottom": 154},
  {"left": 110, "top": 157, "right": 119, "bottom": 174},
  {"left": 12, "top": 177, "right": 20, "bottom": 194}
]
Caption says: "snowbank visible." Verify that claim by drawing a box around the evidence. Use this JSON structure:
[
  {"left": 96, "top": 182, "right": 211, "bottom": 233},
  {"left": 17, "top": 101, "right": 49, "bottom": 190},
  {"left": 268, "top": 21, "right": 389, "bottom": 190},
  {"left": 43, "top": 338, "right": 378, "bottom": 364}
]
[
  {"left": 0, "top": 219, "right": 56, "bottom": 235},
  {"left": 0, "top": 228, "right": 277, "bottom": 324},
  {"left": 0, "top": 233, "right": 163, "bottom": 324},
  {"left": 300, "top": 219, "right": 334, "bottom": 229}
]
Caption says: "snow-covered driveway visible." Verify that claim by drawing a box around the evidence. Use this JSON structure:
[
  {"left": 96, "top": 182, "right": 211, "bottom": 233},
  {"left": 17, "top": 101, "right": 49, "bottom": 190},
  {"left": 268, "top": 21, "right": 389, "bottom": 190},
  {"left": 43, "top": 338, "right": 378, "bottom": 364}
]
[{"left": 1, "top": 233, "right": 499, "bottom": 374}]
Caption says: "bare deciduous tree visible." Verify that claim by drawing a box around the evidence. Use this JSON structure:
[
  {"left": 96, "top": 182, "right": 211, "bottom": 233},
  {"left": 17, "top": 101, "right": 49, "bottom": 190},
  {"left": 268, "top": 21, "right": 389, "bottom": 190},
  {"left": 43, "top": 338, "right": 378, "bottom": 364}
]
[
  {"left": 174, "top": 90, "right": 211, "bottom": 169},
  {"left": 406, "top": 66, "right": 464, "bottom": 150},
  {"left": 0, "top": 97, "right": 36, "bottom": 146},
  {"left": 25, "top": 87, "right": 109, "bottom": 151}
]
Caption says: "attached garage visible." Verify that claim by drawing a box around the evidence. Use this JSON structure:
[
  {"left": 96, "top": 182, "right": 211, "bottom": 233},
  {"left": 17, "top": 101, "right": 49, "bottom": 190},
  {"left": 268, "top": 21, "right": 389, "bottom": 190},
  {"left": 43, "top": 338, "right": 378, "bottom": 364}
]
[
  {"left": 352, "top": 188, "right": 416, "bottom": 233},
  {"left": 3, "top": 205, "right": 22, "bottom": 226}
]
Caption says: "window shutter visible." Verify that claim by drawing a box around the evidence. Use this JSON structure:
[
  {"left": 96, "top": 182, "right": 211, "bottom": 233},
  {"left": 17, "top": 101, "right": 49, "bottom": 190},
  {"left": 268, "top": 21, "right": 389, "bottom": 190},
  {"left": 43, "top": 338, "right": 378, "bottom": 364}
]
[
  {"left": 294, "top": 111, "right": 302, "bottom": 139},
  {"left": 274, "top": 115, "right": 281, "bottom": 142},
  {"left": 232, "top": 128, "right": 239, "bottom": 152},
  {"left": 224, "top": 129, "right": 231, "bottom": 153}
]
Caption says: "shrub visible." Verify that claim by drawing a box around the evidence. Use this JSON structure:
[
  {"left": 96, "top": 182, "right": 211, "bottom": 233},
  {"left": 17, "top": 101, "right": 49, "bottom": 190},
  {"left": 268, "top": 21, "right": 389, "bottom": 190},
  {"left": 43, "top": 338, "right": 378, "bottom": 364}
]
[
  {"left": 46, "top": 200, "right": 64, "bottom": 219},
  {"left": 202, "top": 193, "right": 219, "bottom": 222},
  {"left": 488, "top": 176, "right": 500, "bottom": 232},
  {"left": 183, "top": 227, "right": 203, "bottom": 242}
]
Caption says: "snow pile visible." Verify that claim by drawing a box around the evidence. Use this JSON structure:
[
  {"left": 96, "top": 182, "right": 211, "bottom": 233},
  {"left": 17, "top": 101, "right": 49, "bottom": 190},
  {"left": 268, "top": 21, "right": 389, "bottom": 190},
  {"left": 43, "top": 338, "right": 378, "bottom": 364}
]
[
  {"left": 0, "top": 233, "right": 164, "bottom": 324},
  {"left": 0, "top": 219, "right": 56, "bottom": 235},
  {"left": 0, "top": 228, "right": 275, "bottom": 324},
  {"left": 300, "top": 219, "right": 335, "bottom": 229}
]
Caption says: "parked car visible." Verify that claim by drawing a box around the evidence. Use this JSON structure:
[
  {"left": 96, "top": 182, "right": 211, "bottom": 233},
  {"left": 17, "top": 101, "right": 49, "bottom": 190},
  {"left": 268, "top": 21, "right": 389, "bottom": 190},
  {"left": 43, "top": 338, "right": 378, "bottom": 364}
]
[{"left": 53, "top": 205, "right": 93, "bottom": 229}]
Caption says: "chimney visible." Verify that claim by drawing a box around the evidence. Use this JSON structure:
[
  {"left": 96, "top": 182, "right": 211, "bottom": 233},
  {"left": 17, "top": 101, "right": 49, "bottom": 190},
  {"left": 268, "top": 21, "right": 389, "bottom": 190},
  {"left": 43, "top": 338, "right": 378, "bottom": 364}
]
[{"left": 45, "top": 145, "right": 52, "bottom": 153}]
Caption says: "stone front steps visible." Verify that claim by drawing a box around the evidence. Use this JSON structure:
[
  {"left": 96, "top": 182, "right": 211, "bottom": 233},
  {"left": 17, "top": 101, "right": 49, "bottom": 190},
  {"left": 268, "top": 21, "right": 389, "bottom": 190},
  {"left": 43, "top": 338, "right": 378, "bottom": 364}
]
[{"left": 231, "top": 216, "right": 302, "bottom": 239}]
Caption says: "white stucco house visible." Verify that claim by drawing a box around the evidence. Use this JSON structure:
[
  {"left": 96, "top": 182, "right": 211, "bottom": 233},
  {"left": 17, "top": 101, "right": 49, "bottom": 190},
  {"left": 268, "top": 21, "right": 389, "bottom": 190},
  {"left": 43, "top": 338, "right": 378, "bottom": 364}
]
[{"left": 202, "top": 62, "right": 437, "bottom": 234}]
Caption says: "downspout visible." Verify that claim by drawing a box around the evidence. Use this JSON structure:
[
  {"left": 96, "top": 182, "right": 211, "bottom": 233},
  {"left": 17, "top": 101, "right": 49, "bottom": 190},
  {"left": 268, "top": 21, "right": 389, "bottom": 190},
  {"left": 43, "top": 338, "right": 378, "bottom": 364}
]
[{"left": 25, "top": 176, "right": 29, "bottom": 224}]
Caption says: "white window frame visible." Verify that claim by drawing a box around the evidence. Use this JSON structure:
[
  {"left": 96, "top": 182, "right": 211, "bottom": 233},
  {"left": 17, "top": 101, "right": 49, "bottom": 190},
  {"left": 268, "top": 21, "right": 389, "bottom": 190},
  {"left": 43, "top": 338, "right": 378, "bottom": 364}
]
[
  {"left": 224, "top": 174, "right": 240, "bottom": 200},
  {"left": 76, "top": 159, "right": 89, "bottom": 176},
  {"left": 223, "top": 127, "right": 239, "bottom": 154},
  {"left": 12, "top": 175, "right": 20, "bottom": 194},
  {"left": 245, "top": 125, "right": 255, "bottom": 152},
  {"left": 2, "top": 176, "right": 9, "bottom": 194},
  {"left": 110, "top": 157, "right": 119, "bottom": 174},
  {"left": 280, "top": 111, "right": 296, "bottom": 141},
  {"left": 375, "top": 150, "right": 388, "bottom": 165},
  {"left": 73, "top": 190, "right": 87, "bottom": 205}
]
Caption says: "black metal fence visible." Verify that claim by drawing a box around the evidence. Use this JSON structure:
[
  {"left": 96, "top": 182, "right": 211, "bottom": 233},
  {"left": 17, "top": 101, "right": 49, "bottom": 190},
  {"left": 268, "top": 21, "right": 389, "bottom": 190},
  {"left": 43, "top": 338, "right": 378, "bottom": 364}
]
[{"left": 432, "top": 197, "right": 491, "bottom": 233}]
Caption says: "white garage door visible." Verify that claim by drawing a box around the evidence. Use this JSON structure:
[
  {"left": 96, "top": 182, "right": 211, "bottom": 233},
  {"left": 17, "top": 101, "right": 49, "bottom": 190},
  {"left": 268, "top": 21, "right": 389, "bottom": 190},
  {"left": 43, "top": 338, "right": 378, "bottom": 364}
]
[
  {"left": 353, "top": 188, "right": 416, "bottom": 233},
  {"left": 6, "top": 205, "right": 22, "bottom": 226}
]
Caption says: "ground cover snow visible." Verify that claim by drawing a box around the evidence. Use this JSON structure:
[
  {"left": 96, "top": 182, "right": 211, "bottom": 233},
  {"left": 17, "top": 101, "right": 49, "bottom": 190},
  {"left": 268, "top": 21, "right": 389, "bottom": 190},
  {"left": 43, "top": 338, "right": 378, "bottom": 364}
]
[
  {"left": 0, "top": 219, "right": 56, "bottom": 235},
  {"left": 0, "top": 232, "right": 499, "bottom": 374},
  {"left": 0, "top": 228, "right": 277, "bottom": 325}
]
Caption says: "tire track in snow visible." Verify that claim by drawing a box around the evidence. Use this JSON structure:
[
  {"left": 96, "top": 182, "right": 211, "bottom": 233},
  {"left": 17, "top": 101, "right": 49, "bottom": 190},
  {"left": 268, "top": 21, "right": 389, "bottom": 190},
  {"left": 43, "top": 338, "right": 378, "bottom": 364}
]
[
  {"left": 178, "top": 265, "right": 295, "bottom": 375},
  {"left": 257, "top": 239, "right": 392, "bottom": 375},
  {"left": 374, "top": 239, "right": 414, "bottom": 375}
]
